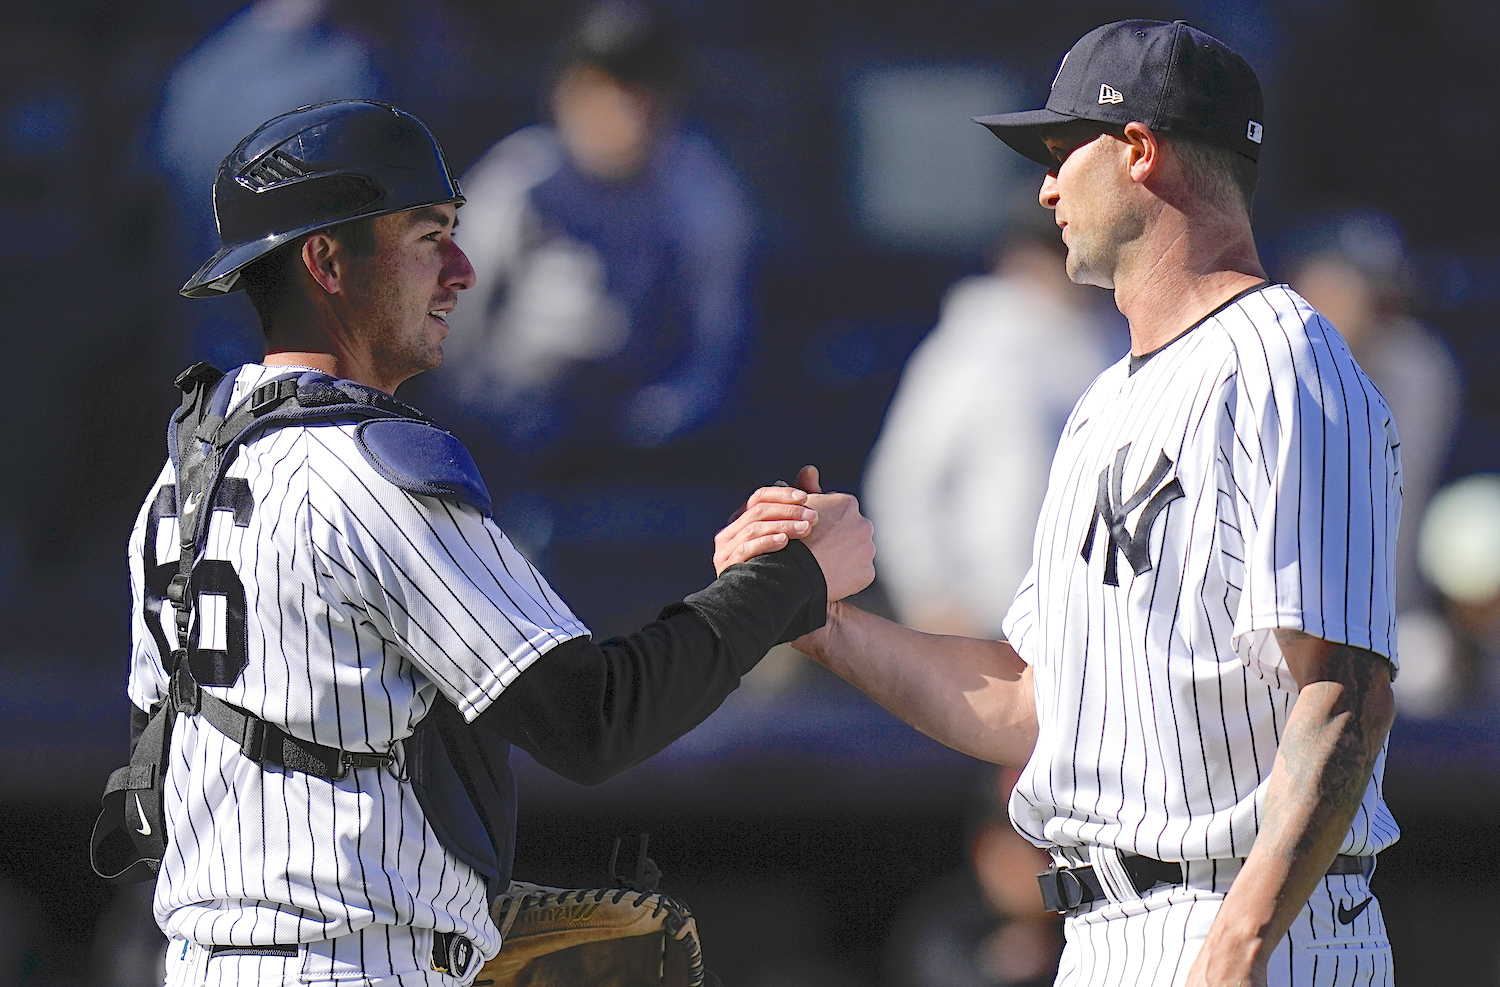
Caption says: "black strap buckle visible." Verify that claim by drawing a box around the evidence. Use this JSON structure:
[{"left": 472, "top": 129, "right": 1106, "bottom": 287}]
[
  {"left": 250, "top": 377, "right": 300, "bottom": 416},
  {"left": 1037, "top": 863, "right": 1093, "bottom": 914},
  {"left": 166, "top": 573, "right": 191, "bottom": 607},
  {"left": 337, "top": 750, "right": 397, "bottom": 781}
]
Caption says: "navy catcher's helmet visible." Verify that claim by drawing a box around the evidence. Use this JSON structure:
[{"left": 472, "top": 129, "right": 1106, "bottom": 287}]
[{"left": 181, "top": 100, "right": 464, "bottom": 299}]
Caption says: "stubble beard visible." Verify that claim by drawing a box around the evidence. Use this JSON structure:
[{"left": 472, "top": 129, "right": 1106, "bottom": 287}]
[
  {"left": 385, "top": 316, "right": 445, "bottom": 381},
  {"left": 1065, "top": 242, "right": 1114, "bottom": 289},
  {"left": 362, "top": 263, "right": 447, "bottom": 386},
  {"left": 1063, "top": 175, "right": 1149, "bottom": 290}
]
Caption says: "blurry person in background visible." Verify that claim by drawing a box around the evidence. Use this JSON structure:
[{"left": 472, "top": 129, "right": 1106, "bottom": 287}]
[
  {"left": 1290, "top": 210, "right": 1461, "bottom": 613},
  {"left": 863, "top": 226, "right": 1121, "bottom": 637},
  {"left": 884, "top": 768, "right": 1061, "bottom": 987},
  {"left": 1395, "top": 474, "right": 1500, "bottom": 718},
  {"left": 431, "top": 0, "right": 754, "bottom": 471},
  {"left": 154, "top": 0, "right": 397, "bottom": 368}
]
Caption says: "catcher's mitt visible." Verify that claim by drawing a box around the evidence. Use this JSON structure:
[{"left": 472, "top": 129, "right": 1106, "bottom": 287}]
[{"left": 478, "top": 881, "right": 706, "bottom": 987}]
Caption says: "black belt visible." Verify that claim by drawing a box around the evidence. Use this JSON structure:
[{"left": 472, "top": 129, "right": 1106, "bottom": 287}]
[
  {"left": 208, "top": 943, "right": 298, "bottom": 958},
  {"left": 208, "top": 932, "right": 476, "bottom": 975},
  {"left": 1038, "top": 853, "right": 1372, "bottom": 913}
]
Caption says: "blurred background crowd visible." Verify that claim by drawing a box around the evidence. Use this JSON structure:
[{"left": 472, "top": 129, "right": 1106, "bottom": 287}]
[{"left": 2, "top": 0, "right": 1499, "bottom": 984}]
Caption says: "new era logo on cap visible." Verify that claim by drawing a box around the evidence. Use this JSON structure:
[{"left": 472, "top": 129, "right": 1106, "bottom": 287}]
[
  {"left": 1247, "top": 120, "right": 1263, "bottom": 143},
  {"left": 1098, "top": 84, "right": 1124, "bottom": 104}
]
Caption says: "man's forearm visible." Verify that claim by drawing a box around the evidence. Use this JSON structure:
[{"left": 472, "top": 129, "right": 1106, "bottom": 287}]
[
  {"left": 1194, "top": 640, "right": 1394, "bottom": 981},
  {"left": 794, "top": 601, "right": 1038, "bottom": 767},
  {"left": 482, "top": 541, "right": 828, "bottom": 785}
]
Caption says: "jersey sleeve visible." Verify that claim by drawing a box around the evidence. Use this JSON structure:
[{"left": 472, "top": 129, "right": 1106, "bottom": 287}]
[
  {"left": 999, "top": 561, "right": 1040, "bottom": 664},
  {"left": 1221, "top": 301, "right": 1401, "bottom": 686},
  {"left": 308, "top": 440, "right": 589, "bottom": 722}
]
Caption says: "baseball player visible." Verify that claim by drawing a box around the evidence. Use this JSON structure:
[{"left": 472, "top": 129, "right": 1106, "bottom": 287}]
[
  {"left": 102, "top": 100, "right": 874, "bottom": 986},
  {"left": 776, "top": 21, "right": 1399, "bottom": 987}
]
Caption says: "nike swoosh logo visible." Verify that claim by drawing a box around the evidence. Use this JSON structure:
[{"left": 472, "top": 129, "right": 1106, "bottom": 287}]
[
  {"left": 1337, "top": 896, "right": 1373, "bottom": 924},
  {"left": 134, "top": 793, "right": 152, "bottom": 837}
]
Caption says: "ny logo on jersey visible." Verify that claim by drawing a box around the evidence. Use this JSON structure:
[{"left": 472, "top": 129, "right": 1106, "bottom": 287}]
[{"left": 1081, "top": 443, "right": 1185, "bottom": 586}]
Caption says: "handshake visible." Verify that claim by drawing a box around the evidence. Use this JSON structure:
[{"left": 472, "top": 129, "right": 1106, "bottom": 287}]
[{"left": 712, "top": 464, "right": 876, "bottom": 604}]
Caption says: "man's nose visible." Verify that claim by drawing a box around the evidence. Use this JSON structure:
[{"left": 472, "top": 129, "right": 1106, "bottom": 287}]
[
  {"left": 444, "top": 240, "right": 477, "bottom": 290},
  {"left": 1038, "top": 172, "right": 1060, "bottom": 210}
]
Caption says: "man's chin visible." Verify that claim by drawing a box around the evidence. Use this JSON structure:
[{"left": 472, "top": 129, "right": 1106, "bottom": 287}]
[
  {"left": 395, "top": 345, "right": 444, "bottom": 389},
  {"left": 420, "top": 326, "right": 447, "bottom": 368},
  {"left": 1066, "top": 253, "right": 1114, "bottom": 290},
  {"left": 416, "top": 349, "right": 444, "bottom": 379}
]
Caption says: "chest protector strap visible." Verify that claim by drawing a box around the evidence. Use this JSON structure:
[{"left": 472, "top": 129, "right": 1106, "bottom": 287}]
[{"left": 92, "top": 364, "right": 516, "bottom": 900}]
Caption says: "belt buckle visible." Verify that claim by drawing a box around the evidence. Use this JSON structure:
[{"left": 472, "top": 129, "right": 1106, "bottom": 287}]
[{"left": 1037, "top": 862, "right": 1089, "bottom": 914}]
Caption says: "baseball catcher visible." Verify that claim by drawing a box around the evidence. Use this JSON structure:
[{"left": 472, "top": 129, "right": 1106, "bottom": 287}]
[{"left": 87, "top": 96, "right": 873, "bottom": 986}]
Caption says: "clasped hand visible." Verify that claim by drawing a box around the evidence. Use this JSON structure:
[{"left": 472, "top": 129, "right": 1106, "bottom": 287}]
[{"left": 713, "top": 465, "right": 875, "bottom": 602}]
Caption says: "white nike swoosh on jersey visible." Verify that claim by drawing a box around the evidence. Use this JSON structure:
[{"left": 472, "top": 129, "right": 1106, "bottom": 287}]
[{"left": 134, "top": 793, "right": 152, "bottom": 836}]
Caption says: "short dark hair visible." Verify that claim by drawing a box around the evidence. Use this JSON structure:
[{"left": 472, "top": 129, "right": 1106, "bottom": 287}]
[
  {"left": 241, "top": 216, "right": 378, "bottom": 333},
  {"left": 1163, "top": 133, "right": 1258, "bottom": 216}
]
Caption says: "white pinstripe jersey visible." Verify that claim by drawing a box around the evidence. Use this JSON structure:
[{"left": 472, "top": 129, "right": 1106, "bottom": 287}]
[
  {"left": 126, "top": 364, "right": 588, "bottom": 953},
  {"left": 1002, "top": 284, "right": 1402, "bottom": 862}
]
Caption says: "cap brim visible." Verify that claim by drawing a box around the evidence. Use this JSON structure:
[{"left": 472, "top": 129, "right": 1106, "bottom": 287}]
[{"left": 972, "top": 107, "right": 1080, "bottom": 169}]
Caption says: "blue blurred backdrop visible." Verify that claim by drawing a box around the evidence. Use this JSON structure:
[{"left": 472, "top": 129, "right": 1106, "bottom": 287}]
[{"left": 2, "top": 1, "right": 1499, "bottom": 984}]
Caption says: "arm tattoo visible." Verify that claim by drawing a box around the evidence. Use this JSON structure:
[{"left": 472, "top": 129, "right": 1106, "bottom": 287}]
[{"left": 1263, "top": 635, "right": 1392, "bottom": 862}]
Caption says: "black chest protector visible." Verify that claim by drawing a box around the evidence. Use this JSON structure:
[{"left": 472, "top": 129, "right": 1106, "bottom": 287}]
[{"left": 90, "top": 363, "right": 517, "bottom": 903}]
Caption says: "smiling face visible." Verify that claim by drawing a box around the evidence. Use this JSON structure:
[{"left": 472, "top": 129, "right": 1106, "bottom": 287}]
[
  {"left": 1036, "top": 120, "right": 1147, "bottom": 289},
  {"left": 338, "top": 203, "right": 475, "bottom": 387}
]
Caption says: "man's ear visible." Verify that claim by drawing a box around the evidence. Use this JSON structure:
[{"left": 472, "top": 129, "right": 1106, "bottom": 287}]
[
  {"left": 1122, "top": 122, "right": 1160, "bottom": 184},
  {"left": 301, "top": 233, "right": 343, "bottom": 295}
]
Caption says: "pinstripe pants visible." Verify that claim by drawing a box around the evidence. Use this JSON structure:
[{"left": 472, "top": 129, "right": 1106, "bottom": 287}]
[
  {"left": 163, "top": 924, "right": 486, "bottom": 987},
  {"left": 1056, "top": 864, "right": 1393, "bottom": 986}
]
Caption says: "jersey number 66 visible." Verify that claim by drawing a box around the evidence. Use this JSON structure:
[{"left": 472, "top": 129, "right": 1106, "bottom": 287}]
[{"left": 142, "top": 479, "right": 254, "bottom": 687}]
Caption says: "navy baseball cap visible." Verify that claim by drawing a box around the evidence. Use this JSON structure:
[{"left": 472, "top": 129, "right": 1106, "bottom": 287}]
[{"left": 975, "top": 20, "right": 1264, "bottom": 170}]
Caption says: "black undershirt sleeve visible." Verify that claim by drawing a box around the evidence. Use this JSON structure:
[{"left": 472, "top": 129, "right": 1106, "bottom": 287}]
[{"left": 476, "top": 539, "right": 827, "bottom": 785}]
